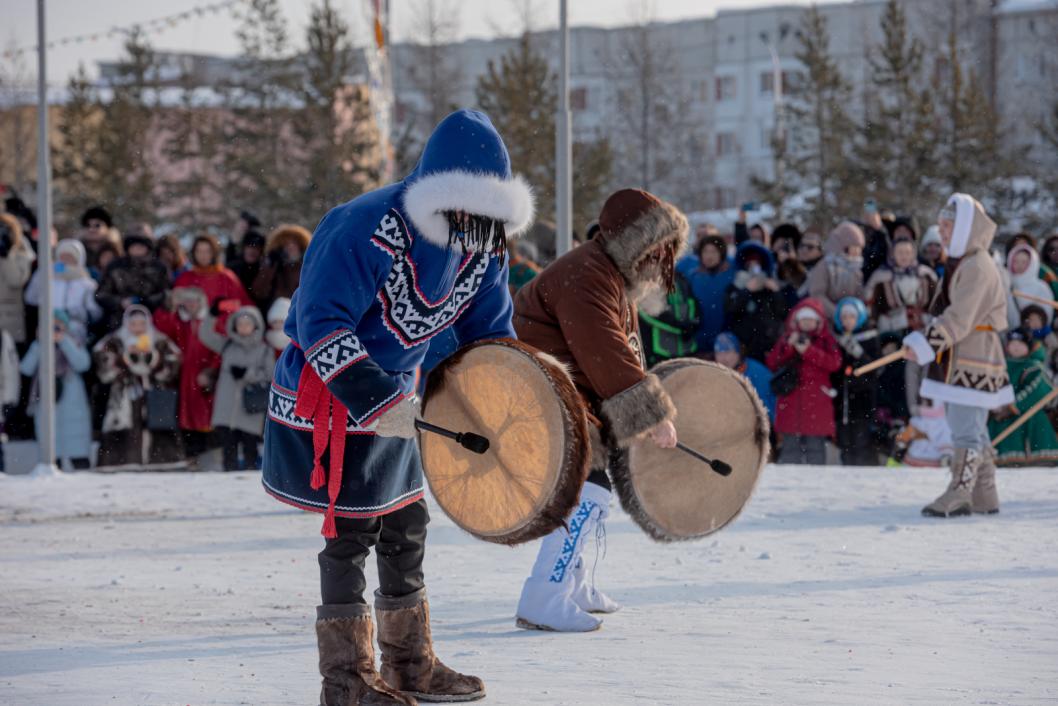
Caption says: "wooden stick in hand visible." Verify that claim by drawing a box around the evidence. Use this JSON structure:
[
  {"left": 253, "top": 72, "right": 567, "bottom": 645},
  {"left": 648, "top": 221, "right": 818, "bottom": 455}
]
[
  {"left": 853, "top": 348, "right": 908, "bottom": 377},
  {"left": 1012, "top": 291, "right": 1058, "bottom": 310},
  {"left": 991, "top": 387, "right": 1058, "bottom": 447}
]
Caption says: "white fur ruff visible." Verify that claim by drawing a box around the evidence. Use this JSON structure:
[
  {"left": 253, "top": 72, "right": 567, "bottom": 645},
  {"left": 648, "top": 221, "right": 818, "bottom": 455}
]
[{"left": 402, "top": 170, "right": 535, "bottom": 248}]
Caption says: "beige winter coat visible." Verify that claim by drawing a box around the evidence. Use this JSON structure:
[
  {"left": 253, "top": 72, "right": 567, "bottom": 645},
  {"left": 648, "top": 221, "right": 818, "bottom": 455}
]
[
  {"left": 904, "top": 195, "right": 1014, "bottom": 409},
  {"left": 807, "top": 221, "right": 865, "bottom": 319},
  {"left": 0, "top": 215, "right": 35, "bottom": 343}
]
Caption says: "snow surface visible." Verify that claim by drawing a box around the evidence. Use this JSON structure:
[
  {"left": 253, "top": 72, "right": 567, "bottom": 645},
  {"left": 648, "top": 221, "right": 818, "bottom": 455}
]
[{"left": 1, "top": 465, "right": 1057, "bottom": 705}]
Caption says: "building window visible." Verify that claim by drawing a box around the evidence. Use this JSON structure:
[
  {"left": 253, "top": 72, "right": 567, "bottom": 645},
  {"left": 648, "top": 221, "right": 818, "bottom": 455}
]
[
  {"left": 715, "top": 75, "right": 736, "bottom": 102},
  {"left": 714, "top": 187, "right": 737, "bottom": 209},
  {"left": 571, "top": 87, "right": 588, "bottom": 111},
  {"left": 760, "top": 70, "right": 802, "bottom": 95},
  {"left": 716, "top": 132, "right": 737, "bottom": 157}
]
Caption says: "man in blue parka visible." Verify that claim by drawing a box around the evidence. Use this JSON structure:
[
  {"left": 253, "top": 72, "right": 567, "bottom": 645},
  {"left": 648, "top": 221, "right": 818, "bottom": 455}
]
[{"left": 263, "top": 110, "right": 534, "bottom": 704}]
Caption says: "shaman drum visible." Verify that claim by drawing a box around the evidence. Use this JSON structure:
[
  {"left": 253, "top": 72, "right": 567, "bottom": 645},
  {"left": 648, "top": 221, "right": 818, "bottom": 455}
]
[
  {"left": 419, "top": 339, "right": 590, "bottom": 545},
  {"left": 614, "top": 358, "right": 770, "bottom": 542}
]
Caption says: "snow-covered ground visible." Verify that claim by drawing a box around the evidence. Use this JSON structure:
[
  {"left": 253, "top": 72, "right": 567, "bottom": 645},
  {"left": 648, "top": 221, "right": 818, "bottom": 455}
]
[{"left": 1, "top": 465, "right": 1056, "bottom": 706}]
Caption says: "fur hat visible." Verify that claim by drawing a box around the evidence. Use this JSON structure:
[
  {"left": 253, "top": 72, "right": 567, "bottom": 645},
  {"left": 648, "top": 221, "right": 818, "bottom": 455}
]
[
  {"left": 265, "top": 224, "right": 311, "bottom": 255},
  {"left": 123, "top": 232, "right": 154, "bottom": 254},
  {"left": 81, "top": 205, "right": 113, "bottom": 228},
  {"left": 771, "top": 223, "right": 802, "bottom": 249},
  {"left": 267, "top": 297, "right": 291, "bottom": 324},
  {"left": 242, "top": 230, "right": 267, "bottom": 251},
  {"left": 597, "top": 188, "right": 688, "bottom": 283}
]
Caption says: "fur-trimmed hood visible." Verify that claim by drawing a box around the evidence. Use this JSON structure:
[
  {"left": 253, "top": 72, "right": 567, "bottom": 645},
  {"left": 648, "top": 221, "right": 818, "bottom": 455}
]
[
  {"left": 596, "top": 193, "right": 689, "bottom": 285},
  {"left": 265, "top": 224, "right": 311, "bottom": 255},
  {"left": 942, "top": 192, "right": 996, "bottom": 258},
  {"left": 401, "top": 109, "right": 535, "bottom": 249},
  {"left": 226, "top": 304, "right": 265, "bottom": 346}
]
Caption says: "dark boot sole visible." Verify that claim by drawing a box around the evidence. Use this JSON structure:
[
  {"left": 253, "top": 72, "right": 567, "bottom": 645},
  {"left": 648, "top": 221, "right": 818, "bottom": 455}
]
[
  {"left": 921, "top": 505, "right": 972, "bottom": 518},
  {"left": 515, "top": 617, "right": 602, "bottom": 632},
  {"left": 973, "top": 509, "right": 1000, "bottom": 515},
  {"left": 406, "top": 689, "right": 486, "bottom": 703}
]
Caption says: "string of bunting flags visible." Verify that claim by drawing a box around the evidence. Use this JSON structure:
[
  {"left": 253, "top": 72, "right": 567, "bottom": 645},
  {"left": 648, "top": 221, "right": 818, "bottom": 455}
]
[{"left": 1, "top": 0, "right": 249, "bottom": 60}]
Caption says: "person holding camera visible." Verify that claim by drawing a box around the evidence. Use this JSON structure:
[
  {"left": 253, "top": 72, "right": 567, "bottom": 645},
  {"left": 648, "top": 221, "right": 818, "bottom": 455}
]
[
  {"left": 24, "top": 239, "right": 102, "bottom": 342},
  {"left": 766, "top": 298, "right": 842, "bottom": 465},
  {"left": 724, "top": 241, "right": 789, "bottom": 362},
  {"left": 251, "top": 224, "right": 310, "bottom": 313},
  {"left": 0, "top": 213, "right": 35, "bottom": 345},
  {"left": 807, "top": 221, "right": 866, "bottom": 320}
]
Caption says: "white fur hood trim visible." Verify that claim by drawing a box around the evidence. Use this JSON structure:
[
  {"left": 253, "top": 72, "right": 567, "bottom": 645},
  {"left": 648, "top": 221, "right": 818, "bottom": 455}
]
[{"left": 402, "top": 170, "right": 535, "bottom": 248}]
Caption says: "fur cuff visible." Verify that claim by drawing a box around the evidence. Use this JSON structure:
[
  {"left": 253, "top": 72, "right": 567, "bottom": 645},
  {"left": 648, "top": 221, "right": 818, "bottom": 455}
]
[
  {"left": 600, "top": 374, "right": 676, "bottom": 446},
  {"left": 600, "top": 200, "right": 688, "bottom": 283},
  {"left": 902, "top": 331, "right": 934, "bottom": 366},
  {"left": 317, "top": 603, "right": 371, "bottom": 620},
  {"left": 374, "top": 587, "right": 426, "bottom": 610},
  {"left": 403, "top": 170, "right": 535, "bottom": 248}
]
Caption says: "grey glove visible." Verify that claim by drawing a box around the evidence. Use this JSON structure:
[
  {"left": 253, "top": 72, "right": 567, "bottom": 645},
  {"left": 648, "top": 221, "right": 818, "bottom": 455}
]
[{"left": 373, "top": 396, "right": 420, "bottom": 439}]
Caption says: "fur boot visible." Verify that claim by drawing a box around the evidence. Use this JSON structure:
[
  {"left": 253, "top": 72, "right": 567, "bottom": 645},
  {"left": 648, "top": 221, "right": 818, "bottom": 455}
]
[
  {"left": 569, "top": 486, "right": 620, "bottom": 615},
  {"left": 515, "top": 482, "right": 609, "bottom": 632},
  {"left": 972, "top": 448, "right": 1000, "bottom": 514},
  {"left": 922, "top": 448, "right": 980, "bottom": 517},
  {"left": 315, "top": 604, "right": 417, "bottom": 706},
  {"left": 374, "top": 588, "right": 485, "bottom": 703}
]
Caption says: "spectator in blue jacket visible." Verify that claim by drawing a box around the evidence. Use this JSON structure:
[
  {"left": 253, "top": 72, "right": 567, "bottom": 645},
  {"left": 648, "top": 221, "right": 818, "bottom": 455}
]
[
  {"left": 677, "top": 233, "right": 735, "bottom": 353},
  {"left": 714, "top": 331, "right": 776, "bottom": 421}
]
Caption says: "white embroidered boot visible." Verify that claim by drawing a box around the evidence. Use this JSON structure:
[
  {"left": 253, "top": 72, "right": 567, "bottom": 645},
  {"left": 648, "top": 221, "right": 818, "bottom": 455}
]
[
  {"left": 922, "top": 448, "right": 980, "bottom": 517},
  {"left": 569, "top": 485, "right": 620, "bottom": 615},
  {"left": 515, "top": 482, "right": 609, "bottom": 632}
]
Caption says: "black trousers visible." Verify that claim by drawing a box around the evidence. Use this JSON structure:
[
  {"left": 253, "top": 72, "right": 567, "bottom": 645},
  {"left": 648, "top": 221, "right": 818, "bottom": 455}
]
[
  {"left": 318, "top": 498, "right": 429, "bottom": 605},
  {"left": 216, "top": 426, "right": 260, "bottom": 471}
]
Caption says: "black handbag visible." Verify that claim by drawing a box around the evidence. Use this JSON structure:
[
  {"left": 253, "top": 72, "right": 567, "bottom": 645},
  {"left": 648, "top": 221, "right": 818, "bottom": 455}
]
[
  {"left": 145, "top": 388, "right": 179, "bottom": 431},
  {"left": 242, "top": 381, "right": 270, "bottom": 415},
  {"left": 770, "top": 363, "right": 800, "bottom": 397}
]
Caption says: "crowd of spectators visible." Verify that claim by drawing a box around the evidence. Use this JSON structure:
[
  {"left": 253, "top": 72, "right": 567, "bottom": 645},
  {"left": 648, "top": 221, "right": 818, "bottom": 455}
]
[{"left": 0, "top": 200, "right": 298, "bottom": 472}]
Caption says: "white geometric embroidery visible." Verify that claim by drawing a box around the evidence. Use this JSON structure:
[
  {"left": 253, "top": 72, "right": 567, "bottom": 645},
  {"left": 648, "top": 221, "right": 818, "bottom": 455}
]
[
  {"left": 268, "top": 384, "right": 374, "bottom": 433},
  {"left": 306, "top": 329, "right": 367, "bottom": 382},
  {"left": 370, "top": 209, "right": 491, "bottom": 349}
]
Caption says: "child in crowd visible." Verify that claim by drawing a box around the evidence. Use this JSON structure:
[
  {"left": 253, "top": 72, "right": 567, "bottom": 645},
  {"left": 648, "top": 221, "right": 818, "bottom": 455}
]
[
  {"left": 265, "top": 297, "right": 291, "bottom": 357},
  {"left": 639, "top": 269, "right": 701, "bottom": 367},
  {"left": 1006, "top": 243, "right": 1053, "bottom": 330},
  {"left": 1019, "top": 305, "right": 1058, "bottom": 361},
  {"left": 24, "top": 239, "right": 102, "bottom": 341},
  {"left": 807, "top": 221, "right": 865, "bottom": 320},
  {"left": 0, "top": 327, "right": 19, "bottom": 473},
  {"left": 766, "top": 298, "right": 842, "bottom": 465},
  {"left": 677, "top": 233, "right": 735, "bottom": 352},
  {"left": 864, "top": 234, "right": 938, "bottom": 334},
  {"left": 94, "top": 305, "right": 185, "bottom": 471},
  {"left": 831, "top": 297, "right": 880, "bottom": 465},
  {"left": 714, "top": 331, "right": 775, "bottom": 422},
  {"left": 199, "top": 304, "right": 275, "bottom": 471},
  {"left": 19, "top": 310, "right": 93, "bottom": 469},
  {"left": 987, "top": 329, "right": 1058, "bottom": 467}
]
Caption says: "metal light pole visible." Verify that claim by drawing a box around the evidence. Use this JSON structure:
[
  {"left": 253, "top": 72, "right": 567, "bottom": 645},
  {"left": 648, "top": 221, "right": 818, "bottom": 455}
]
[
  {"left": 32, "top": 0, "right": 59, "bottom": 476},
  {"left": 761, "top": 27, "right": 787, "bottom": 219},
  {"left": 555, "top": 0, "right": 573, "bottom": 256}
]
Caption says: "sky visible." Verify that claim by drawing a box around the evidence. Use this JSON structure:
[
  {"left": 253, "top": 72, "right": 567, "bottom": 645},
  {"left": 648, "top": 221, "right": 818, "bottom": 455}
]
[{"left": 2, "top": 0, "right": 843, "bottom": 87}]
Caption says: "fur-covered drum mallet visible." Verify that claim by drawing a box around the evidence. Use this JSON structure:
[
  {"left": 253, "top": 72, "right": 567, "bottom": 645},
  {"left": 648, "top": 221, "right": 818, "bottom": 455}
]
[
  {"left": 675, "top": 442, "right": 732, "bottom": 477},
  {"left": 414, "top": 419, "right": 490, "bottom": 454},
  {"left": 853, "top": 348, "right": 908, "bottom": 377}
]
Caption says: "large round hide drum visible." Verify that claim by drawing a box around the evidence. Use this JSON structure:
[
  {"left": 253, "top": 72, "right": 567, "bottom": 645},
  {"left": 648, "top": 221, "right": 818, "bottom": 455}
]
[
  {"left": 420, "top": 339, "right": 590, "bottom": 545},
  {"left": 614, "top": 358, "right": 770, "bottom": 542}
]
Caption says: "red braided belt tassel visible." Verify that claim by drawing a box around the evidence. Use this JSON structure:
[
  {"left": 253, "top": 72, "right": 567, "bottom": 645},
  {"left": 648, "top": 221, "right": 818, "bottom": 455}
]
[{"left": 295, "top": 365, "right": 349, "bottom": 539}]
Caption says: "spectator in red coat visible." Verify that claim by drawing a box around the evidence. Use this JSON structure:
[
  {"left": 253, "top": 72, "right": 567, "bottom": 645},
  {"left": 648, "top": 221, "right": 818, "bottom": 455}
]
[
  {"left": 766, "top": 297, "right": 842, "bottom": 465},
  {"left": 153, "top": 286, "right": 221, "bottom": 467},
  {"left": 174, "top": 234, "right": 252, "bottom": 315}
]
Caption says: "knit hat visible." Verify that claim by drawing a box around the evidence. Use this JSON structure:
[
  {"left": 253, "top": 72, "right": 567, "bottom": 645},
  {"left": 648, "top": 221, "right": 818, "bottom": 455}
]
[
  {"left": 267, "top": 297, "right": 291, "bottom": 324},
  {"left": 713, "top": 332, "right": 741, "bottom": 354},
  {"left": 123, "top": 232, "right": 154, "bottom": 254},
  {"left": 835, "top": 296, "right": 868, "bottom": 333},
  {"left": 795, "top": 306, "right": 822, "bottom": 323},
  {"left": 920, "top": 225, "right": 942, "bottom": 253},
  {"left": 824, "top": 221, "right": 865, "bottom": 255},
  {"left": 81, "top": 205, "right": 113, "bottom": 228},
  {"left": 771, "top": 223, "right": 802, "bottom": 249},
  {"left": 56, "top": 238, "right": 86, "bottom": 267},
  {"left": 242, "top": 230, "right": 267, "bottom": 250},
  {"left": 1006, "top": 327, "right": 1031, "bottom": 344}
]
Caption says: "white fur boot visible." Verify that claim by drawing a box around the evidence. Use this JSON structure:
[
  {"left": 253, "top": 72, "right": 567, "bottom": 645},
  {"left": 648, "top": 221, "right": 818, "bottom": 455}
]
[
  {"left": 569, "top": 486, "right": 620, "bottom": 614},
  {"left": 515, "top": 482, "right": 611, "bottom": 632}
]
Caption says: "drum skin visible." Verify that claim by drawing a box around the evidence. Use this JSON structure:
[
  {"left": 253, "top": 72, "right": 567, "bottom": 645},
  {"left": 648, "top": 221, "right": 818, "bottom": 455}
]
[
  {"left": 420, "top": 339, "right": 590, "bottom": 545},
  {"left": 614, "top": 358, "right": 770, "bottom": 542}
]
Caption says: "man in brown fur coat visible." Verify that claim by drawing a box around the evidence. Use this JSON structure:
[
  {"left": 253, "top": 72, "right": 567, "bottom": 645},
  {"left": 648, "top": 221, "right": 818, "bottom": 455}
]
[
  {"left": 512, "top": 188, "right": 688, "bottom": 632},
  {"left": 902, "top": 194, "right": 1014, "bottom": 517}
]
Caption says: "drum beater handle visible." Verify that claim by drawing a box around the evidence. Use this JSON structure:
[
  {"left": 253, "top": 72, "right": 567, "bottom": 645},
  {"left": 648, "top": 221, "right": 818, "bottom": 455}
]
[
  {"left": 675, "top": 442, "right": 732, "bottom": 477},
  {"left": 415, "top": 419, "right": 491, "bottom": 455}
]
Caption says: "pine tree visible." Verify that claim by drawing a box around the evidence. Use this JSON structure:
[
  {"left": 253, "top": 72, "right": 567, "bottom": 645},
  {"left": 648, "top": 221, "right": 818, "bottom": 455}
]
[
  {"left": 476, "top": 32, "right": 557, "bottom": 221},
  {"left": 53, "top": 63, "right": 103, "bottom": 228},
  {"left": 784, "top": 5, "right": 856, "bottom": 227},
  {"left": 221, "top": 0, "right": 300, "bottom": 227},
  {"left": 856, "top": 0, "right": 937, "bottom": 221},
  {"left": 475, "top": 31, "right": 613, "bottom": 233},
  {"left": 160, "top": 67, "right": 227, "bottom": 235},
  {"left": 293, "top": 0, "right": 381, "bottom": 226},
  {"left": 95, "top": 27, "right": 159, "bottom": 226}
]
